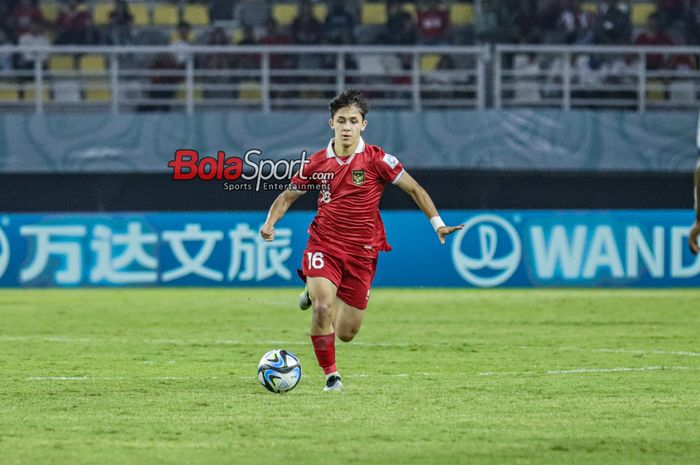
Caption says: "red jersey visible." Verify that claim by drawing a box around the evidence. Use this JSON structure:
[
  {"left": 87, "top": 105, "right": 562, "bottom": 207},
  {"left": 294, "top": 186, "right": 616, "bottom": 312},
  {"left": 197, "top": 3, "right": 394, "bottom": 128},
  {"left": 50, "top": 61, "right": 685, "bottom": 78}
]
[{"left": 290, "top": 137, "right": 405, "bottom": 257}]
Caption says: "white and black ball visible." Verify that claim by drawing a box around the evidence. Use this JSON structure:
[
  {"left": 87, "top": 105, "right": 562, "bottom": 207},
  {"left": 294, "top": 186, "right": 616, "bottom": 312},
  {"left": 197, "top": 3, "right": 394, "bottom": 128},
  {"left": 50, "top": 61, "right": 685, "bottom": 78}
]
[{"left": 257, "top": 349, "right": 302, "bottom": 393}]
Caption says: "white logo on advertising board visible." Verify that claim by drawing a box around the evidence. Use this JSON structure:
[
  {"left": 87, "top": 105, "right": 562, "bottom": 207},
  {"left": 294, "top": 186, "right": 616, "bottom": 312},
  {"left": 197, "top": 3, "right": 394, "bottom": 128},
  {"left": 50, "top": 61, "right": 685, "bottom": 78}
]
[
  {"left": 0, "top": 225, "right": 9, "bottom": 280},
  {"left": 451, "top": 215, "right": 521, "bottom": 287}
]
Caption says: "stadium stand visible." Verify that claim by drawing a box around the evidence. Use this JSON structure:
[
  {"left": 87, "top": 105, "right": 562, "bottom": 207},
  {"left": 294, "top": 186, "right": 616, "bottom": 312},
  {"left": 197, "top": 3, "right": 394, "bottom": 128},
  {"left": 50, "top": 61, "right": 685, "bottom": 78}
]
[{"left": 0, "top": 0, "right": 698, "bottom": 112}]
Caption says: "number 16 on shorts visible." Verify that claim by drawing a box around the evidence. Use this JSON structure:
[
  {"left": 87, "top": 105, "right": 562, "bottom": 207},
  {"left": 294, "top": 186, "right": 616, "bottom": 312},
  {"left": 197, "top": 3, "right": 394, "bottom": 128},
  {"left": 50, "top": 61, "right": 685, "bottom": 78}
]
[{"left": 306, "top": 252, "right": 325, "bottom": 270}]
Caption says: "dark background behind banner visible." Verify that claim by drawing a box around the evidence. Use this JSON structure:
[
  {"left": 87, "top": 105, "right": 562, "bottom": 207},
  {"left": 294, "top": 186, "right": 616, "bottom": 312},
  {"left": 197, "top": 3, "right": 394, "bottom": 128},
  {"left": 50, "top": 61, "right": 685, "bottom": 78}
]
[{"left": 0, "top": 170, "right": 691, "bottom": 212}]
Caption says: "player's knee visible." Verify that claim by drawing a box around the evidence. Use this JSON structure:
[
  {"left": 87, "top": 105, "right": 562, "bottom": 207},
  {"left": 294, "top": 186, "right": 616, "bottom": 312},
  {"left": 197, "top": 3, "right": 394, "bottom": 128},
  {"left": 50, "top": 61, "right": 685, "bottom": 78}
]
[
  {"left": 337, "top": 328, "right": 358, "bottom": 343},
  {"left": 312, "top": 301, "right": 332, "bottom": 321}
]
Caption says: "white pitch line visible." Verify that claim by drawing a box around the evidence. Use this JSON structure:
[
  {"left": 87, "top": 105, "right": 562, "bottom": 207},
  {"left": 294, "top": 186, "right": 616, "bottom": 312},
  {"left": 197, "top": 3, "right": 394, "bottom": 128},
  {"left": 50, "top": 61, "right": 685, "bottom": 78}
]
[
  {"left": 15, "top": 372, "right": 428, "bottom": 382},
  {"left": 517, "top": 345, "right": 700, "bottom": 358},
  {"left": 0, "top": 335, "right": 422, "bottom": 348},
  {"left": 15, "top": 367, "right": 700, "bottom": 381},
  {"left": 4, "top": 336, "right": 698, "bottom": 356},
  {"left": 479, "top": 366, "right": 699, "bottom": 377},
  {"left": 593, "top": 348, "right": 700, "bottom": 357},
  {"left": 25, "top": 376, "right": 222, "bottom": 381}
]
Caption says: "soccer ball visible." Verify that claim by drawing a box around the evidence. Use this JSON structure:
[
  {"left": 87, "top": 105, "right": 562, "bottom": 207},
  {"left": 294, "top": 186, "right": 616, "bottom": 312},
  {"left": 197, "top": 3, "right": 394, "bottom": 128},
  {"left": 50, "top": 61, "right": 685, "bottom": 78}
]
[{"left": 257, "top": 349, "right": 302, "bottom": 393}]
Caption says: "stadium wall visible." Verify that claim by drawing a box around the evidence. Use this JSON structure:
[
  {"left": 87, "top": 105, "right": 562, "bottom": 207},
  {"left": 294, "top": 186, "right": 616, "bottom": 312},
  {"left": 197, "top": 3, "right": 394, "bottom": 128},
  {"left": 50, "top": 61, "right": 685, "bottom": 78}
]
[
  {"left": 0, "top": 109, "right": 695, "bottom": 211},
  {"left": 0, "top": 109, "right": 696, "bottom": 172}
]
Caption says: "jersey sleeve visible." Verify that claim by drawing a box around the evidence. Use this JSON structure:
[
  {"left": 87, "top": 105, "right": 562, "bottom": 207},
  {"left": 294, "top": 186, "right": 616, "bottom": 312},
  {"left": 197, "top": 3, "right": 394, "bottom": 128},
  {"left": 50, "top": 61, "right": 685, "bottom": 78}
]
[{"left": 374, "top": 152, "right": 405, "bottom": 185}]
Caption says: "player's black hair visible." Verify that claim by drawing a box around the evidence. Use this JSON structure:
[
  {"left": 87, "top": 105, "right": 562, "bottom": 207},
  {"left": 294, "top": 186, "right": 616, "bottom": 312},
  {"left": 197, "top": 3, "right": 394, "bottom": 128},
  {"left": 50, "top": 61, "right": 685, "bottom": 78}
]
[{"left": 329, "top": 89, "right": 369, "bottom": 119}]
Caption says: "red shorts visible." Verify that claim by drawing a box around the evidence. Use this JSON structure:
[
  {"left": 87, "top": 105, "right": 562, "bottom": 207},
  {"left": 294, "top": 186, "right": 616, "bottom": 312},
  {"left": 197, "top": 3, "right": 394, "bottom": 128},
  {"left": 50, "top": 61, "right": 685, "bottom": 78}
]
[{"left": 301, "top": 245, "right": 378, "bottom": 310}]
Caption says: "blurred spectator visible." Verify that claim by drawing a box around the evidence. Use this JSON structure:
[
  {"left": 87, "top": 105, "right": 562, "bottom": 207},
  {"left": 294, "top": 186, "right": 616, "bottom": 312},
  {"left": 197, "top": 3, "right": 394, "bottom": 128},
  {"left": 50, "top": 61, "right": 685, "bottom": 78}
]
[
  {"left": 210, "top": 0, "right": 235, "bottom": 21},
  {"left": 538, "top": 0, "right": 563, "bottom": 42},
  {"left": 656, "top": 0, "right": 685, "bottom": 28},
  {"left": 170, "top": 21, "right": 194, "bottom": 66},
  {"left": 474, "top": 0, "right": 501, "bottom": 43},
  {"left": 17, "top": 20, "right": 49, "bottom": 74},
  {"left": 260, "top": 17, "right": 295, "bottom": 69},
  {"left": 416, "top": 0, "right": 451, "bottom": 45},
  {"left": 558, "top": 0, "right": 595, "bottom": 44},
  {"left": 512, "top": 0, "right": 541, "bottom": 44},
  {"left": 292, "top": 0, "right": 322, "bottom": 45},
  {"left": 261, "top": 17, "right": 295, "bottom": 102},
  {"left": 56, "top": 0, "right": 94, "bottom": 45},
  {"left": 634, "top": 12, "right": 674, "bottom": 70},
  {"left": 0, "top": 2, "right": 12, "bottom": 40},
  {"left": 107, "top": 0, "right": 134, "bottom": 45},
  {"left": 323, "top": 0, "right": 356, "bottom": 45},
  {"left": 686, "top": 0, "right": 700, "bottom": 44},
  {"left": 595, "top": 0, "right": 632, "bottom": 44},
  {"left": 12, "top": 0, "right": 44, "bottom": 39},
  {"left": 202, "top": 27, "right": 233, "bottom": 100},
  {"left": 424, "top": 54, "right": 469, "bottom": 101},
  {"left": 236, "top": 24, "right": 259, "bottom": 70},
  {"left": 0, "top": 29, "right": 13, "bottom": 73},
  {"left": 379, "top": 0, "right": 416, "bottom": 45},
  {"left": 145, "top": 53, "right": 182, "bottom": 112}
]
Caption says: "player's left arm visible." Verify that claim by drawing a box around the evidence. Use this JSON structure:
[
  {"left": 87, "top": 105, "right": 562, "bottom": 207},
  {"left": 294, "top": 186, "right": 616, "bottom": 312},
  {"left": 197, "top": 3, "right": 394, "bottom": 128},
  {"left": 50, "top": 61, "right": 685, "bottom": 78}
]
[
  {"left": 690, "top": 159, "right": 700, "bottom": 255},
  {"left": 395, "top": 171, "right": 463, "bottom": 245}
]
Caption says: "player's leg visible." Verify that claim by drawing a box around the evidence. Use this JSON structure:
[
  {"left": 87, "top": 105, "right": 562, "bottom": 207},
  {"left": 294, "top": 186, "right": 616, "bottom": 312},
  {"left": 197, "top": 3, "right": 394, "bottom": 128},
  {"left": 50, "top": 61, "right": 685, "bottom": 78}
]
[
  {"left": 307, "top": 276, "right": 337, "bottom": 336},
  {"left": 333, "top": 254, "right": 377, "bottom": 343},
  {"left": 333, "top": 298, "right": 366, "bottom": 343},
  {"left": 306, "top": 276, "right": 344, "bottom": 391}
]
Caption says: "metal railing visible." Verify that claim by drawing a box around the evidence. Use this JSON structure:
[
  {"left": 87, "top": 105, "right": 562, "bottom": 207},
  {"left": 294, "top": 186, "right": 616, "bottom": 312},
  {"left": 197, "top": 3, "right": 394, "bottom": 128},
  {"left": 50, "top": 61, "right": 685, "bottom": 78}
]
[
  {"left": 0, "top": 44, "right": 487, "bottom": 114},
  {"left": 495, "top": 44, "right": 700, "bottom": 112},
  {"left": 2, "top": 44, "right": 700, "bottom": 113}
]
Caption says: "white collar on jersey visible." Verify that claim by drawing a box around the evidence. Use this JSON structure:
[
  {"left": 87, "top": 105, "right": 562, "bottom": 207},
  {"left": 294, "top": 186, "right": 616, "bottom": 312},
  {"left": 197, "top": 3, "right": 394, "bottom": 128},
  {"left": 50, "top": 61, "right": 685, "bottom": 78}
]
[{"left": 325, "top": 137, "right": 366, "bottom": 161}]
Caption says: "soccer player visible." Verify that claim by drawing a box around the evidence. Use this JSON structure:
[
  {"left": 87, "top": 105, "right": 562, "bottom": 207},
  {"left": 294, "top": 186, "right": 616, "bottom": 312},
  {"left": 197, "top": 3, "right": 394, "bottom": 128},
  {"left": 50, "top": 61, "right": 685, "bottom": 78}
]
[
  {"left": 690, "top": 159, "right": 700, "bottom": 255},
  {"left": 260, "top": 89, "right": 463, "bottom": 391}
]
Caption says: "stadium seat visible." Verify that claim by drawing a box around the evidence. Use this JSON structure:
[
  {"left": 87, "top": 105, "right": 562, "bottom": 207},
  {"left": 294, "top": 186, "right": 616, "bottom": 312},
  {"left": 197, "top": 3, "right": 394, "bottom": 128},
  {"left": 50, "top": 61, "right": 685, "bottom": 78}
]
[
  {"left": 235, "top": 2, "right": 270, "bottom": 27},
  {"left": 39, "top": 3, "right": 59, "bottom": 22},
  {"left": 361, "top": 3, "right": 387, "bottom": 25},
  {"left": 184, "top": 4, "right": 210, "bottom": 26},
  {"left": 450, "top": 3, "right": 474, "bottom": 26},
  {"left": 0, "top": 82, "right": 20, "bottom": 102},
  {"left": 239, "top": 81, "right": 261, "bottom": 100},
  {"left": 632, "top": 2, "right": 655, "bottom": 27},
  {"left": 669, "top": 80, "right": 696, "bottom": 103},
  {"left": 22, "top": 84, "right": 50, "bottom": 102},
  {"left": 421, "top": 54, "right": 441, "bottom": 71},
  {"left": 272, "top": 4, "right": 298, "bottom": 26},
  {"left": 49, "top": 55, "right": 75, "bottom": 72},
  {"left": 79, "top": 55, "right": 107, "bottom": 74},
  {"left": 581, "top": 2, "right": 598, "bottom": 14},
  {"left": 313, "top": 3, "right": 327, "bottom": 22},
  {"left": 646, "top": 79, "right": 665, "bottom": 101},
  {"left": 84, "top": 80, "right": 112, "bottom": 102},
  {"left": 232, "top": 28, "right": 244, "bottom": 44},
  {"left": 52, "top": 80, "right": 82, "bottom": 102},
  {"left": 153, "top": 4, "right": 179, "bottom": 26},
  {"left": 402, "top": 3, "right": 417, "bottom": 18},
  {"left": 93, "top": 3, "right": 113, "bottom": 26},
  {"left": 513, "top": 54, "right": 541, "bottom": 103},
  {"left": 176, "top": 84, "right": 204, "bottom": 101},
  {"left": 131, "top": 4, "right": 150, "bottom": 26}
]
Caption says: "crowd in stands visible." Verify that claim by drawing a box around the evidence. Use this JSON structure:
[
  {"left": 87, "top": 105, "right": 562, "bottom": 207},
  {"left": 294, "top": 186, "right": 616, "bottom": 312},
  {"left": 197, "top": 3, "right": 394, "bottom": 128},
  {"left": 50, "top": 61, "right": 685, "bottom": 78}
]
[
  {"left": 2, "top": 1, "right": 700, "bottom": 49},
  {"left": 1, "top": 0, "right": 699, "bottom": 107}
]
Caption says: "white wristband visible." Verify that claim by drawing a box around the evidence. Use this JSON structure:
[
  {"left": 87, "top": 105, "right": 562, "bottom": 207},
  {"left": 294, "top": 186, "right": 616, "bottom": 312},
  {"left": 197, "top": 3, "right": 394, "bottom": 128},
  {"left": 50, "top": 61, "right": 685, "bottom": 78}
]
[{"left": 430, "top": 216, "right": 446, "bottom": 232}]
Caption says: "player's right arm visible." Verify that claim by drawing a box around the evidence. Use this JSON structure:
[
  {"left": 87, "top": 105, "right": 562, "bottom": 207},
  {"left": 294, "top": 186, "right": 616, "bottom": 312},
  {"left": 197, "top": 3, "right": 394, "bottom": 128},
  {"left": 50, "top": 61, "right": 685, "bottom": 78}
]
[
  {"left": 260, "top": 189, "right": 305, "bottom": 242},
  {"left": 690, "top": 159, "right": 700, "bottom": 255}
]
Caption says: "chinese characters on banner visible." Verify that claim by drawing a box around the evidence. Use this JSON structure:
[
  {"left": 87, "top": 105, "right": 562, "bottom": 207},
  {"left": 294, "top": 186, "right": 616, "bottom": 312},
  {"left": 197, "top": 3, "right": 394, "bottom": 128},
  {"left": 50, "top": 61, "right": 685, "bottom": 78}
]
[{"left": 16, "top": 221, "right": 293, "bottom": 285}]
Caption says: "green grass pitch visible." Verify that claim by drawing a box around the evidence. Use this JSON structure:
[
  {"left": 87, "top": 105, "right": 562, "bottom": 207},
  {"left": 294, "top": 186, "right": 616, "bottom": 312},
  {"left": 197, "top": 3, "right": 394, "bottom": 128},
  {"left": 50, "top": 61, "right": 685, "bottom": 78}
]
[{"left": 1, "top": 288, "right": 699, "bottom": 465}]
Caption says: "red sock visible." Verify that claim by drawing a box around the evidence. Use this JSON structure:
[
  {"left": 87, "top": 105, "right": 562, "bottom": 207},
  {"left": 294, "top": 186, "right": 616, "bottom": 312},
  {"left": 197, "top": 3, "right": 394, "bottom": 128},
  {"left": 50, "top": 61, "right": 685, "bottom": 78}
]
[{"left": 311, "top": 333, "right": 337, "bottom": 375}]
